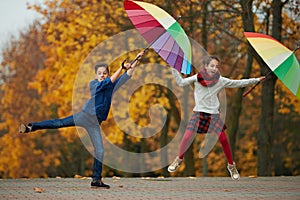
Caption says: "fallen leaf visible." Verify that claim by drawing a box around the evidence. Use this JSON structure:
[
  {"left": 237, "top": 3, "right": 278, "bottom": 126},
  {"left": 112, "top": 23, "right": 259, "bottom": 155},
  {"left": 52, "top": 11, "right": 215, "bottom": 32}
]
[
  {"left": 74, "top": 174, "right": 83, "bottom": 178},
  {"left": 248, "top": 175, "right": 257, "bottom": 178},
  {"left": 113, "top": 176, "right": 120, "bottom": 180},
  {"left": 34, "top": 187, "right": 45, "bottom": 193}
]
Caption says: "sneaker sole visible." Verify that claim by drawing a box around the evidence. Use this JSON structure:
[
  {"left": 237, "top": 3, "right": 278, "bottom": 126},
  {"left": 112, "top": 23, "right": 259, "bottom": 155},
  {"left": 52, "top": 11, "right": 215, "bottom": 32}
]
[
  {"left": 91, "top": 186, "right": 110, "bottom": 189},
  {"left": 167, "top": 166, "right": 177, "bottom": 173},
  {"left": 168, "top": 169, "right": 175, "bottom": 173},
  {"left": 227, "top": 167, "right": 240, "bottom": 181},
  {"left": 230, "top": 176, "right": 240, "bottom": 181}
]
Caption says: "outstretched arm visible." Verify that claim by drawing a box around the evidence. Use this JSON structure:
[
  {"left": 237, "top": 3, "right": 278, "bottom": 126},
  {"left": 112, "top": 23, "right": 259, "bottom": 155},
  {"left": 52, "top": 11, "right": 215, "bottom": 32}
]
[
  {"left": 242, "top": 76, "right": 266, "bottom": 97},
  {"left": 126, "top": 51, "right": 145, "bottom": 76},
  {"left": 222, "top": 76, "right": 265, "bottom": 88},
  {"left": 110, "top": 66, "right": 124, "bottom": 83},
  {"left": 171, "top": 68, "right": 197, "bottom": 86},
  {"left": 110, "top": 51, "right": 144, "bottom": 83}
]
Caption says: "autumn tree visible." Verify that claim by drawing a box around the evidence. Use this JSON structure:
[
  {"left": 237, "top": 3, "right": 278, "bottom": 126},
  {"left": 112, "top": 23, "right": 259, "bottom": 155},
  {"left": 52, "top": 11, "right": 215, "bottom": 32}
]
[
  {"left": 0, "top": 22, "right": 54, "bottom": 178},
  {"left": 0, "top": 0, "right": 299, "bottom": 178}
]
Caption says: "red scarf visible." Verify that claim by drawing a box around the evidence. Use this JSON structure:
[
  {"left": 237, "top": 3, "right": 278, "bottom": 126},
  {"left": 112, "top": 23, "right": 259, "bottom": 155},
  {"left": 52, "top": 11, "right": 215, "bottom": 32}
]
[{"left": 197, "top": 68, "right": 220, "bottom": 87}]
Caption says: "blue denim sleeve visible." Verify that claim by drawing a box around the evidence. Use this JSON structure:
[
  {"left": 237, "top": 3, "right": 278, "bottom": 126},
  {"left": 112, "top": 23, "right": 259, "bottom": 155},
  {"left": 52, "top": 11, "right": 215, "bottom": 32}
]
[
  {"left": 90, "top": 78, "right": 112, "bottom": 95},
  {"left": 113, "top": 72, "right": 131, "bottom": 92},
  {"left": 89, "top": 80, "right": 98, "bottom": 96}
]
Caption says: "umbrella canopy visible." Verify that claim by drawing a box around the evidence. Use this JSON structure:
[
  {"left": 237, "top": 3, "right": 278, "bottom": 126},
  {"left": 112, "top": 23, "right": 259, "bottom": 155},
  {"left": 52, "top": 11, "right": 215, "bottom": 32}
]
[
  {"left": 124, "top": 0, "right": 192, "bottom": 74},
  {"left": 244, "top": 32, "right": 300, "bottom": 99}
]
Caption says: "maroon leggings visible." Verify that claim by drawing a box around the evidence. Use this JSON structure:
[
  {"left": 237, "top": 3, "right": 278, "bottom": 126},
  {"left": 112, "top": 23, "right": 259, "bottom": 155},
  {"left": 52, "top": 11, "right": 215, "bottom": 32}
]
[{"left": 178, "top": 129, "right": 233, "bottom": 164}]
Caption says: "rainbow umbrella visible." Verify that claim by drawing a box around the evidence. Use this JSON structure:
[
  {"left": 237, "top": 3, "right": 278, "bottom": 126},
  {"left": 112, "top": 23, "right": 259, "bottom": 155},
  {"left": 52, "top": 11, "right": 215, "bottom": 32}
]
[
  {"left": 243, "top": 32, "right": 300, "bottom": 99},
  {"left": 124, "top": 0, "right": 192, "bottom": 74}
]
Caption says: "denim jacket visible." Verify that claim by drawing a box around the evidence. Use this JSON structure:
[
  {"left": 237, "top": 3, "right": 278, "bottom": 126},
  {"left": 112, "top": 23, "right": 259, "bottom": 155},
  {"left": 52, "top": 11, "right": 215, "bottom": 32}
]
[{"left": 82, "top": 72, "right": 130, "bottom": 122}]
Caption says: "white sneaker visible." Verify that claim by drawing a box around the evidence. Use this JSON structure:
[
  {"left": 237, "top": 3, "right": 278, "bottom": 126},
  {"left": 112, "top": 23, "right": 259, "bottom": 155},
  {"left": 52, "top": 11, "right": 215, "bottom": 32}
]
[
  {"left": 19, "top": 124, "right": 32, "bottom": 133},
  {"left": 227, "top": 162, "right": 240, "bottom": 181},
  {"left": 168, "top": 156, "right": 182, "bottom": 172}
]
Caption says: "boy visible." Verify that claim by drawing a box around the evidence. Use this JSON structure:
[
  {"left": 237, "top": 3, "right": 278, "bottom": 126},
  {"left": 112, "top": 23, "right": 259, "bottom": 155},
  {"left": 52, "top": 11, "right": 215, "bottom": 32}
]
[{"left": 19, "top": 51, "right": 144, "bottom": 188}]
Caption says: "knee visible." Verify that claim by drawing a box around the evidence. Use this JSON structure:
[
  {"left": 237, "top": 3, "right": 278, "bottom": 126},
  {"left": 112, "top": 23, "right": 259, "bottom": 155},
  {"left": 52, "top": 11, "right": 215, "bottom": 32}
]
[{"left": 95, "top": 147, "right": 104, "bottom": 157}]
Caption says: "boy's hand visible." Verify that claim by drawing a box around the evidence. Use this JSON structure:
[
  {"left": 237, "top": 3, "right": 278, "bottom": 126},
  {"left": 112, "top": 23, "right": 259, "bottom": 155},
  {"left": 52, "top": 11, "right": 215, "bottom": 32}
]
[
  {"left": 121, "top": 60, "right": 131, "bottom": 70},
  {"left": 136, "top": 51, "right": 145, "bottom": 61},
  {"left": 131, "top": 51, "right": 144, "bottom": 68},
  {"left": 121, "top": 51, "right": 145, "bottom": 70},
  {"left": 123, "top": 62, "right": 132, "bottom": 70}
]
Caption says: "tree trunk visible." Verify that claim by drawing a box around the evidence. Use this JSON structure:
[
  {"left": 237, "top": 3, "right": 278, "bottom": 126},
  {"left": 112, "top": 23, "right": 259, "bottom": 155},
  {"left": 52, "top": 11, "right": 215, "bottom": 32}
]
[
  {"left": 257, "top": 0, "right": 283, "bottom": 176},
  {"left": 183, "top": 86, "right": 195, "bottom": 176},
  {"left": 258, "top": 74, "right": 275, "bottom": 176},
  {"left": 227, "top": 0, "right": 254, "bottom": 160},
  {"left": 160, "top": 80, "right": 172, "bottom": 177},
  {"left": 201, "top": 1, "right": 209, "bottom": 177},
  {"left": 160, "top": 111, "right": 170, "bottom": 177}
]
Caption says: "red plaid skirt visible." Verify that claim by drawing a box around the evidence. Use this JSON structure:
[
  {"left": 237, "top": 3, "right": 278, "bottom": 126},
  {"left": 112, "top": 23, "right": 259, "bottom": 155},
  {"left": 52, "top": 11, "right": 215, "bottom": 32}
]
[{"left": 186, "top": 112, "right": 226, "bottom": 134}]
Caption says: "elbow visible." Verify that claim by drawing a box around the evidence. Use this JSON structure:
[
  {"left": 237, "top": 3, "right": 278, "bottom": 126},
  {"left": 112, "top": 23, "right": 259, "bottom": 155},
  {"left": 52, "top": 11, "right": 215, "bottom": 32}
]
[{"left": 177, "top": 82, "right": 186, "bottom": 87}]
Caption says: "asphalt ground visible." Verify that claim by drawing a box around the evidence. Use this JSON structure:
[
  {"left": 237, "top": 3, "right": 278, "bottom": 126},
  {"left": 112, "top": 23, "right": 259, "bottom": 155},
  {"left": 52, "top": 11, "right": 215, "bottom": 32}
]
[{"left": 1, "top": 176, "right": 299, "bottom": 200}]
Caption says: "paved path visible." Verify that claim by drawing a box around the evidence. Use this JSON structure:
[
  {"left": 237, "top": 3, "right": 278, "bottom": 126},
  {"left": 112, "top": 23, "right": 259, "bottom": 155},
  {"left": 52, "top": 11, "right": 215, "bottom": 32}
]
[{"left": 1, "top": 176, "right": 300, "bottom": 199}]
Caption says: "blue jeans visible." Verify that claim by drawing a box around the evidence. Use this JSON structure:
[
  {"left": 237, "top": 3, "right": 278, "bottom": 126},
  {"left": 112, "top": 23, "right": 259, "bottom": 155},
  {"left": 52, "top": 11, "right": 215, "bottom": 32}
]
[{"left": 30, "top": 111, "right": 104, "bottom": 181}]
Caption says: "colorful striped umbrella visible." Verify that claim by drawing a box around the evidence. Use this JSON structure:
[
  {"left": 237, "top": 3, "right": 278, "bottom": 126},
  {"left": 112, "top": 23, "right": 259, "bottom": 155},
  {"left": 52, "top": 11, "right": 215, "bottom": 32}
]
[
  {"left": 124, "top": 0, "right": 192, "bottom": 74},
  {"left": 243, "top": 32, "right": 300, "bottom": 99}
]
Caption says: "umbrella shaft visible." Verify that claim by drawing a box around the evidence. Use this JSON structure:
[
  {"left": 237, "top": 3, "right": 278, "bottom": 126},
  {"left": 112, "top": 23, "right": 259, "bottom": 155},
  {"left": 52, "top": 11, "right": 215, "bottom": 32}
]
[
  {"left": 293, "top": 46, "right": 300, "bottom": 53},
  {"left": 130, "top": 56, "right": 140, "bottom": 65},
  {"left": 265, "top": 70, "right": 273, "bottom": 77}
]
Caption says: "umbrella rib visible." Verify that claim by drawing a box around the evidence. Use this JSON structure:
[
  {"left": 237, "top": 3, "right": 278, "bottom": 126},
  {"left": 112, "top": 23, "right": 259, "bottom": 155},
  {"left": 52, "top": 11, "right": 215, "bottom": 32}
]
[
  {"left": 124, "top": 0, "right": 192, "bottom": 74},
  {"left": 129, "top": 15, "right": 161, "bottom": 26},
  {"left": 165, "top": 39, "right": 179, "bottom": 67},
  {"left": 155, "top": 33, "right": 172, "bottom": 54}
]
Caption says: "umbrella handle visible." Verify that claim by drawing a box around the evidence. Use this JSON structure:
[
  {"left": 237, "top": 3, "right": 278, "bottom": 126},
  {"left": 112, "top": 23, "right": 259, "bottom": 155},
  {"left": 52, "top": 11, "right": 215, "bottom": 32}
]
[
  {"left": 121, "top": 60, "right": 128, "bottom": 69},
  {"left": 242, "top": 81, "right": 262, "bottom": 97},
  {"left": 122, "top": 59, "right": 136, "bottom": 69},
  {"left": 121, "top": 57, "right": 140, "bottom": 69},
  {"left": 243, "top": 71, "right": 271, "bottom": 97},
  {"left": 121, "top": 49, "right": 147, "bottom": 69}
]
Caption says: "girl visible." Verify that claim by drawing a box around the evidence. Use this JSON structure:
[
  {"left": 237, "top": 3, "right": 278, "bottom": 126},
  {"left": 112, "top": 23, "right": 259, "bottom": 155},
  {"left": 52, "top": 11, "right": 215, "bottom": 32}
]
[{"left": 168, "top": 55, "right": 265, "bottom": 181}]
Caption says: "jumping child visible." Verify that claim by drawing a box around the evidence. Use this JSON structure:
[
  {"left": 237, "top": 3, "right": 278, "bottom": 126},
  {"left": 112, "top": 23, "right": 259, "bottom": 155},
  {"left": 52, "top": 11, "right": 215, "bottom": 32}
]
[
  {"left": 19, "top": 51, "right": 144, "bottom": 188},
  {"left": 168, "top": 55, "right": 265, "bottom": 180}
]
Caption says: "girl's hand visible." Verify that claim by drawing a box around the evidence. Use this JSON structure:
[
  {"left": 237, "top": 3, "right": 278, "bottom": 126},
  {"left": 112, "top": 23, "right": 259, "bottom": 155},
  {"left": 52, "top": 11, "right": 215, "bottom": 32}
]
[{"left": 259, "top": 76, "right": 266, "bottom": 82}]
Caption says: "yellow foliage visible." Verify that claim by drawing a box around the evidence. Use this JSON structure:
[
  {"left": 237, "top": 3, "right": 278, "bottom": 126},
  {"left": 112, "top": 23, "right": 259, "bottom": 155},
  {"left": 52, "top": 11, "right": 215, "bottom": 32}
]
[{"left": 1, "top": 0, "right": 299, "bottom": 179}]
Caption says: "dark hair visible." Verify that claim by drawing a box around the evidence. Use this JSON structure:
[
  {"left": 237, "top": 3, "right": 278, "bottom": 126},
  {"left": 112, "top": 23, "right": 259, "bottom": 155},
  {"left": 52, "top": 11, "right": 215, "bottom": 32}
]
[
  {"left": 94, "top": 63, "right": 109, "bottom": 73},
  {"left": 202, "top": 55, "right": 221, "bottom": 66}
]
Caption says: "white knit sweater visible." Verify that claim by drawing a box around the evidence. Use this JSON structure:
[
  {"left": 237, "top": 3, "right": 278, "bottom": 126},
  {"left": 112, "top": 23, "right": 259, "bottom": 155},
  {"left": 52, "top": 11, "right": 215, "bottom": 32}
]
[{"left": 171, "top": 68, "right": 260, "bottom": 114}]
